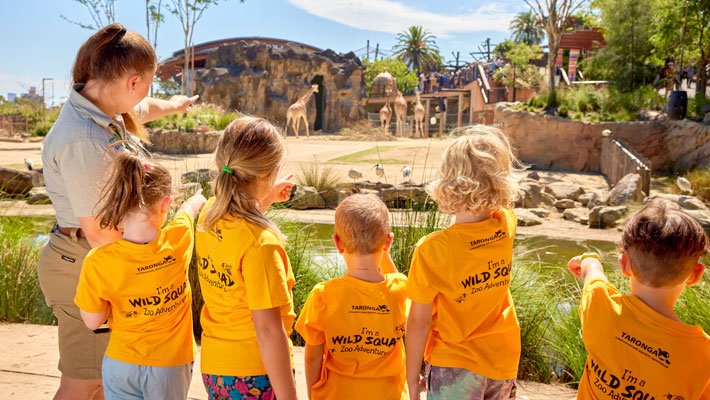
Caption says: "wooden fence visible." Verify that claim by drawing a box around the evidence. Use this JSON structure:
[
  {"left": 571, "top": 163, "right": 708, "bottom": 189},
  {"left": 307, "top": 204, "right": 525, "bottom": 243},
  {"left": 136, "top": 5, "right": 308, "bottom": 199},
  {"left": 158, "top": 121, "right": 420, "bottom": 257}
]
[
  {"left": 0, "top": 115, "right": 29, "bottom": 135},
  {"left": 600, "top": 137, "right": 651, "bottom": 195}
]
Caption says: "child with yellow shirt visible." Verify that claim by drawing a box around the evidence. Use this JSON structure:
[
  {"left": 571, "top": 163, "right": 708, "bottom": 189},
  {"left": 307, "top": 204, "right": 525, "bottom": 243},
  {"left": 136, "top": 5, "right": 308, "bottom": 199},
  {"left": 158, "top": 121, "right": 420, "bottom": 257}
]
[
  {"left": 195, "top": 117, "right": 297, "bottom": 400},
  {"left": 74, "top": 152, "right": 207, "bottom": 399},
  {"left": 406, "top": 126, "right": 521, "bottom": 399},
  {"left": 568, "top": 199, "right": 710, "bottom": 399},
  {"left": 295, "top": 194, "right": 408, "bottom": 400}
]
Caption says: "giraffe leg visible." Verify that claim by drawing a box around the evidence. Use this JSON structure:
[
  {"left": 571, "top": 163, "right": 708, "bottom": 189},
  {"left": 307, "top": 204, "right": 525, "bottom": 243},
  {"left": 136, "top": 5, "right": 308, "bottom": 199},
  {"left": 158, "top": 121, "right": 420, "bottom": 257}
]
[
  {"left": 294, "top": 116, "right": 300, "bottom": 139},
  {"left": 285, "top": 115, "right": 292, "bottom": 137},
  {"left": 302, "top": 114, "right": 310, "bottom": 137}
]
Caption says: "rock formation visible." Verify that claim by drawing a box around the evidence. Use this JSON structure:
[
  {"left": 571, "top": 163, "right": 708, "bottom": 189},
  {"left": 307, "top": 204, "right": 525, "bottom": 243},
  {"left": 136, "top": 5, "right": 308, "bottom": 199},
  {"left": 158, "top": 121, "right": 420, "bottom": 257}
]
[{"left": 194, "top": 41, "right": 367, "bottom": 132}]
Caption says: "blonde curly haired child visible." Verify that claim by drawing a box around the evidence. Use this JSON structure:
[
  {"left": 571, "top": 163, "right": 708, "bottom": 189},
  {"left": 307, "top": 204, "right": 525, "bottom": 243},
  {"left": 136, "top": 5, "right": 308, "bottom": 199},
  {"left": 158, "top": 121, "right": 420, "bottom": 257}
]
[{"left": 406, "top": 125, "right": 522, "bottom": 400}]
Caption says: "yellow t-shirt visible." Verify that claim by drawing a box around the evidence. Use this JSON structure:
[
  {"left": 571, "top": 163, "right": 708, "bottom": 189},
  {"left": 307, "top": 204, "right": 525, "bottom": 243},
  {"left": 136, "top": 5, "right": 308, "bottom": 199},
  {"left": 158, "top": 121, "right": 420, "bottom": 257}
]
[
  {"left": 74, "top": 211, "right": 196, "bottom": 367},
  {"left": 578, "top": 278, "right": 710, "bottom": 400},
  {"left": 295, "top": 273, "right": 408, "bottom": 400},
  {"left": 196, "top": 198, "right": 296, "bottom": 376},
  {"left": 406, "top": 208, "right": 520, "bottom": 380}
]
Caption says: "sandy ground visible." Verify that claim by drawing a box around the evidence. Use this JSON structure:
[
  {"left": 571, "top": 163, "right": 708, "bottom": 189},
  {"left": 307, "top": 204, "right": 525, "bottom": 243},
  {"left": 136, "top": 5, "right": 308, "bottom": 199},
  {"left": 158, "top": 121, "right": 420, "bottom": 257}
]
[
  {"left": 0, "top": 323, "right": 577, "bottom": 399},
  {"left": 0, "top": 135, "right": 618, "bottom": 242}
]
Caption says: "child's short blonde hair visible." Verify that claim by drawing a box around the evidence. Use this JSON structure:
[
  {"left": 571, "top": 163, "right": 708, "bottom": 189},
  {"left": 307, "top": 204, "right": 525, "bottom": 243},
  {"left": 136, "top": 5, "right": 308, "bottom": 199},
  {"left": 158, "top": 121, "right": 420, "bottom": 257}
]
[
  {"left": 619, "top": 199, "right": 709, "bottom": 287},
  {"left": 428, "top": 125, "right": 520, "bottom": 214},
  {"left": 334, "top": 194, "right": 390, "bottom": 255}
]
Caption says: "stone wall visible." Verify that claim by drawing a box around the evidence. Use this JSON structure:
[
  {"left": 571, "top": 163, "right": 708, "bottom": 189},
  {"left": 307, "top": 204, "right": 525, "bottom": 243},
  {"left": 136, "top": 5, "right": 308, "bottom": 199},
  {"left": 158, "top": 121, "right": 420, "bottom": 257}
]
[
  {"left": 194, "top": 42, "right": 368, "bottom": 132},
  {"left": 494, "top": 105, "right": 710, "bottom": 172},
  {"left": 147, "top": 129, "right": 220, "bottom": 154}
]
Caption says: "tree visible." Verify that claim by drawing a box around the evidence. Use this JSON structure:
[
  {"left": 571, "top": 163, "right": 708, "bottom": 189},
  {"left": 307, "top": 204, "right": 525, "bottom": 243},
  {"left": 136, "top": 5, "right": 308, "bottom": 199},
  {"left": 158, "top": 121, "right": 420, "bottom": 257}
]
[
  {"left": 61, "top": 0, "right": 116, "bottom": 30},
  {"left": 167, "top": 0, "right": 244, "bottom": 95},
  {"left": 392, "top": 26, "right": 441, "bottom": 77},
  {"left": 589, "top": 0, "right": 656, "bottom": 91},
  {"left": 525, "top": 0, "right": 585, "bottom": 97},
  {"left": 494, "top": 40, "right": 516, "bottom": 59},
  {"left": 363, "top": 58, "right": 419, "bottom": 95},
  {"left": 510, "top": 10, "right": 545, "bottom": 45},
  {"left": 494, "top": 42, "right": 544, "bottom": 100},
  {"left": 145, "top": 0, "right": 164, "bottom": 52}
]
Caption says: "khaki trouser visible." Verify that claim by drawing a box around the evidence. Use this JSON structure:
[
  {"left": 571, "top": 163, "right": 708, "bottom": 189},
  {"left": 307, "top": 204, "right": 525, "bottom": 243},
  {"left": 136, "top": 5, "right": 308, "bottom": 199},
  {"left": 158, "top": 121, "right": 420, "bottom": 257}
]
[{"left": 37, "top": 226, "right": 110, "bottom": 380}]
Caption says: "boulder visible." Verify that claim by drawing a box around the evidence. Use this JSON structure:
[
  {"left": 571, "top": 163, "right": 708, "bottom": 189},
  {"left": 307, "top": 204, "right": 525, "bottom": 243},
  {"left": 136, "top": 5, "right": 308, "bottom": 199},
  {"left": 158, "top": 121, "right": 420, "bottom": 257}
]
[
  {"left": 195, "top": 41, "right": 367, "bottom": 132},
  {"left": 589, "top": 206, "right": 628, "bottom": 228},
  {"left": 588, "top": 189, "right": 610, "bottom": 208},
  {"left": 554, "top": 199, "right": 576, "bottom": 209},
  {"left": 286, "top": 185, "right": 325, "bottom": 210},
  {"left": 527, "top": 208, "right": 550, "bottom": 218},
  {"left": 526, "top": 171, "right": 540, "bottom": 180},
  {"left": 0, "top": 166, "right": 35, "bottom": 195},
  {"left": 645, "top": 194, "right": 709, "bottom": 211},
  {"left": 684, "top": 209, "right": 710, "bottom": 230},
  {"left": 26, "top": 187, "right": 51, "bottom": 205},
  {"left": 381, "top": 186, "right": 429, "bottom": 208},
  {"left": 578, "top": 192, "right": 594, "bottom": 206},
  {"left": 148, "top": 129, "right": 222, "bottom": 154},
  {"left": 544, "top": 182, "right": 584, "bottom": 200},
  {"left": 514, "top": 208, "right": 543, "bottom": 226},
  {"left": 564, "top": 208, "right": 589, "bottom": 225},
  {"left": 516, "top": 181, "right": 555, "bottom": 208},
  {"left": 608, "top": 173, "right": 645, "bottom": 205}
]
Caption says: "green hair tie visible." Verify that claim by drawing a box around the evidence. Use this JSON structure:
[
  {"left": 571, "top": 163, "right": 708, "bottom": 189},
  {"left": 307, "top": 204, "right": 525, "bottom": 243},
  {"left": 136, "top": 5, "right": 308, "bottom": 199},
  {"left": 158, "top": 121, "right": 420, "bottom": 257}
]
[{"left": 221, "top": 166, "right": 233, "bottom": 174}]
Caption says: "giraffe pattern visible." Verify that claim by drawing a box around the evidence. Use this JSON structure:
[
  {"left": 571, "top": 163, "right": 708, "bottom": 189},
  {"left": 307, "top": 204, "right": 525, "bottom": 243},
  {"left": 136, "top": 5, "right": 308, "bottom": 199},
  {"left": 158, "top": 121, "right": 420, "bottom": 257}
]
[
  {"left": 285, "top": 84, "right": 319, "bottom": 138},
  {"left": 413, "top": 88, "right": 425, "bottom": 139},
  {"left": 392, "top": 78, "right": 407, "bottom": 138},
  {"left": 379, "top": 89, "right": 392, "bottom": 133}
]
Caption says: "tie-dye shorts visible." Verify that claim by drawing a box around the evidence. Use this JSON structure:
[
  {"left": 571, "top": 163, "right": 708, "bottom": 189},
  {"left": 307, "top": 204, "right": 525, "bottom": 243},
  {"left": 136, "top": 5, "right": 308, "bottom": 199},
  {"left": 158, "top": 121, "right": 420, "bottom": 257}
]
[{"left": 427, "top": 365, "right": 516, "bottom": 400}]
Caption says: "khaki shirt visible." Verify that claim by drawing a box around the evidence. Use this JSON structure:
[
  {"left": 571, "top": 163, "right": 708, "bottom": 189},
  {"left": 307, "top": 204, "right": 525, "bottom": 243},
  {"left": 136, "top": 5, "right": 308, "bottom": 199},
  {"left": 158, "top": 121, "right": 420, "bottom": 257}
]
[{"left": 41, "top": 84, "right": 146, "bottom": 228}]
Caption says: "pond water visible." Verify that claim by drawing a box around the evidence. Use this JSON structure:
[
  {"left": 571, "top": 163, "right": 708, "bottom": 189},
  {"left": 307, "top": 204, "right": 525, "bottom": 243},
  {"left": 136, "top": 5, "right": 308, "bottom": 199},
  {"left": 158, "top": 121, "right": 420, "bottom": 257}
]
[{"left": 287, "top": 222, "right": 620, "bottom": 272}]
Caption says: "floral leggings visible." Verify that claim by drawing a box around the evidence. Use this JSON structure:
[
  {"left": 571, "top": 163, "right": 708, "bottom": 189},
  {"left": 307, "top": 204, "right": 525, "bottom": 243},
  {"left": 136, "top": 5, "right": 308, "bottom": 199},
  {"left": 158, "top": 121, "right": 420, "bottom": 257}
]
[{"left": 202, "top": 373, "right": 274, "bottom": 400}]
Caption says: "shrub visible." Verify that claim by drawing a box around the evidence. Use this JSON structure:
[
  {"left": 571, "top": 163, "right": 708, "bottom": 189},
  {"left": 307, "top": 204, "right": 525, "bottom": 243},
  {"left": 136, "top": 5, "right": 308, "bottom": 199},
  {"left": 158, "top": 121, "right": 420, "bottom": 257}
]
[
  {"left": 0, "top": 217, "right": 55, "bottom": 324},
  {"left": 31, "top": 122, "right": 53, "bottom": 137},
  {"left": 297, "top": 161, "right": 341, "bottom": 195}
]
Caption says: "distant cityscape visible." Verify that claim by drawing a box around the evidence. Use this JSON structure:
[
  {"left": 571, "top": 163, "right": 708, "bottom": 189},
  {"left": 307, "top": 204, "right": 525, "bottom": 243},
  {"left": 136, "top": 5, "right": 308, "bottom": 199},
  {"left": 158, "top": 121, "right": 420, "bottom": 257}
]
[{"left": 5, "top": 86, "right": 46, "bottom": 105}]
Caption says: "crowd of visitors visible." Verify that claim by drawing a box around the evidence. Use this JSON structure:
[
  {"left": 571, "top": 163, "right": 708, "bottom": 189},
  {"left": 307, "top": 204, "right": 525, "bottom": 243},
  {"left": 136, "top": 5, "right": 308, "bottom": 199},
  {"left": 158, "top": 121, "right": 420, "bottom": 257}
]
[{"left": 416, "top": 58, "right": 506, "bottom": 94}]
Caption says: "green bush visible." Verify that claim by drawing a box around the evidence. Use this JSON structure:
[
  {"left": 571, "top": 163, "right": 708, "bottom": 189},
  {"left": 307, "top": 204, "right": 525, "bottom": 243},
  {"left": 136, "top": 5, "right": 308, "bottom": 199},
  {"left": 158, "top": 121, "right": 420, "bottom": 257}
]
[
  {"left": 516, "top": 85, "right": 666, "bottom": 122},
  {"left": 31, "top": 122, "right": 53, "bottom": 137},
  {"left": 145, "top": 104, "right": 240, "bottom": 131},
  {"left": 0, "top": 217, "right": 55, "bottom": 324}
]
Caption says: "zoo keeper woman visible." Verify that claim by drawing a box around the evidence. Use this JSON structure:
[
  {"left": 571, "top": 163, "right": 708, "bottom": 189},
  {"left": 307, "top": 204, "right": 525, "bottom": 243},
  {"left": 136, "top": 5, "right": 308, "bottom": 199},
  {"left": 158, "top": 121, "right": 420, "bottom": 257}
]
[{"left": 38, "top": 23, "right": 197, "bottom": 400}]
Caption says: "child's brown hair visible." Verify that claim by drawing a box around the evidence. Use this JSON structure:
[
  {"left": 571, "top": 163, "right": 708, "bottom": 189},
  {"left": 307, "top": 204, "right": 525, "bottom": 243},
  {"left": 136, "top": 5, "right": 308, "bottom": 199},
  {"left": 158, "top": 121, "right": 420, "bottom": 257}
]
[
  {"left": 96, "top": 152, "right": 171, "bottom": 230},
  {"left": 200, "top": 116, "right": 285, "bottom": 239},
  {"left": 72, "top": 23, "right": 156, "bottom": 140},
  {"left": 428, "top": 125, "right": 521, "bottom": 214},
  {"left": 619, "top": 199, "right": 709, "bottom": 287},
  {"left": 334, "top": 194, "right": 390, "bottom": 255}
]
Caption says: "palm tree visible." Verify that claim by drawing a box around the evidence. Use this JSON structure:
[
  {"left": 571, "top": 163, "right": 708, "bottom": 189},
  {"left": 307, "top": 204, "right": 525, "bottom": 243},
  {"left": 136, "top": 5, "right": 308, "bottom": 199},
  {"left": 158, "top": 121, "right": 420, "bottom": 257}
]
[
  {"left": 392, "top": 26, "right": 440, "bottom": 77},
  {"left": 510, "top": 11, "right": 544, "bottom": 45}
]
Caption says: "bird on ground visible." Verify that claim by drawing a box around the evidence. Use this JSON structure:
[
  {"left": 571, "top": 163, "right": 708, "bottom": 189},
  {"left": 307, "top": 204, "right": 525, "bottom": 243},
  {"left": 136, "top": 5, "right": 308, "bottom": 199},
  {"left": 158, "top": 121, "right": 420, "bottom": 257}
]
[
  {"left": 677, "top": 176, "right": 692, "bottom": 194},
  {"left": 24, "top": 158, "right": 34, "bottom": 171},
  {"left": 348, "top": 168, "right": 363, "bottom": 182},
  {"left": 374, "top": 163, "right": 385, "bottom": 179},
  {"left": 402, "top": 166, "right": 412, "bottom": 181}
]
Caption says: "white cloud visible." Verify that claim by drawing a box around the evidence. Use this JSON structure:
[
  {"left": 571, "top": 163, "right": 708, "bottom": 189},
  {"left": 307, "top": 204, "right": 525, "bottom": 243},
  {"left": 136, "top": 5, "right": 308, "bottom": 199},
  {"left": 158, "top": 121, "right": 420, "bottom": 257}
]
[{"left": 286, "top": 0, "right": 515, "bottom": 38}]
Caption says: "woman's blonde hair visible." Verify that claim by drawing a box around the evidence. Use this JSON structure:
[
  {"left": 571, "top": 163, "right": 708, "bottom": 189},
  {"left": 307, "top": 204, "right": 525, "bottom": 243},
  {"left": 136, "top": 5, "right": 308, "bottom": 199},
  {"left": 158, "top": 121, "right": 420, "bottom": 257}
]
[
  {"left": 428, "top": 125, "right": 521, "bottom": 214},
  {"left": 201, "top": 116, "right": 285, "bottom": 240}
]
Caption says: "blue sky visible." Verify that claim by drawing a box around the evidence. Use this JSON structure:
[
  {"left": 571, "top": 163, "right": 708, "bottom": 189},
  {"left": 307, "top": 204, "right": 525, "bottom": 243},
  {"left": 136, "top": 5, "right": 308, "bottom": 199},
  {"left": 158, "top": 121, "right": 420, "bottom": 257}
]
[{"left": 0, "top": 0, "right": 527, "bottom": 105}]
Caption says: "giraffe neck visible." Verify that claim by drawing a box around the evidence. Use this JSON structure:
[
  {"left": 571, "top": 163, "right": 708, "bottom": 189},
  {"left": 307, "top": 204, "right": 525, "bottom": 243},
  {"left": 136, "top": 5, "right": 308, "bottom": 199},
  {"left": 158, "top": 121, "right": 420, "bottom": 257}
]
[{"left": 298, "top": 89, "right": 315, "bottom": 105}]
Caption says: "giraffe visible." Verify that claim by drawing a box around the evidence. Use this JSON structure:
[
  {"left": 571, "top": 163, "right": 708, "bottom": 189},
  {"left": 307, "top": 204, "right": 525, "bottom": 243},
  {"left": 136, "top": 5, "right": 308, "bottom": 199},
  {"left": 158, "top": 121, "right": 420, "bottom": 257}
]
[
  {"left": 379, "top": 88, "right": 392, "bottom": 133},
  {"left": 285, "top": 84, "right": 319, "bottom": 138},
  {"left": 413, "top": 88, "right": 425, "bottom": 139},
  {"left": 392, "top": 78, "right": 407, "bottom": 138}
]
